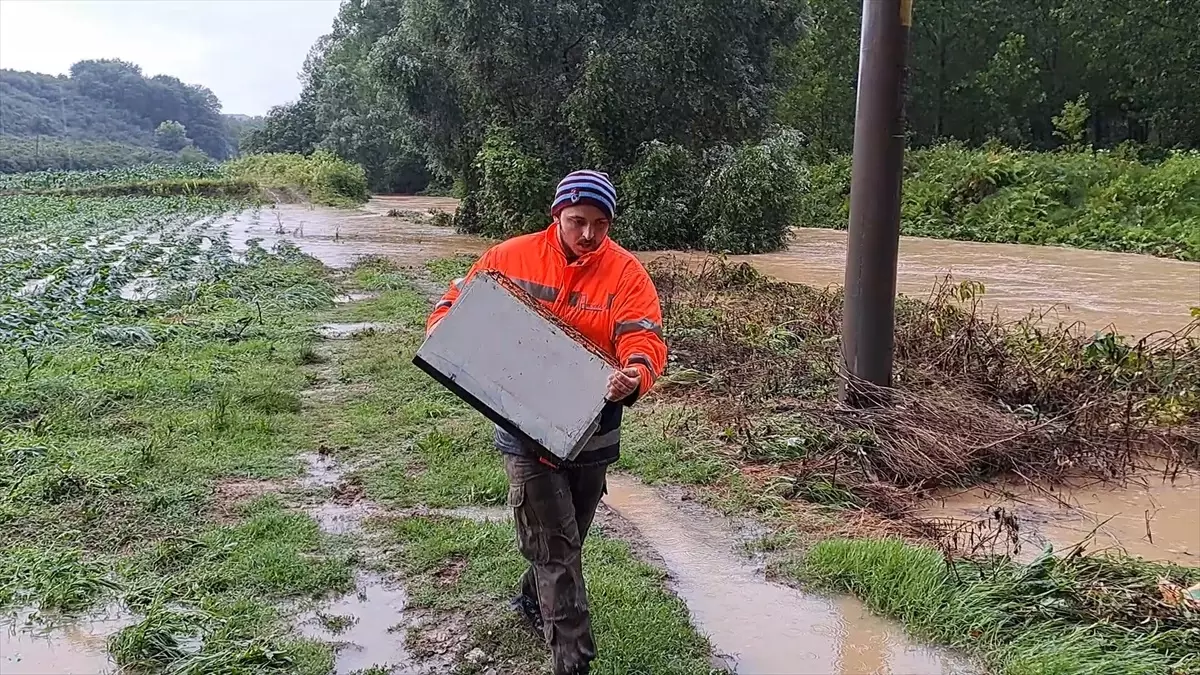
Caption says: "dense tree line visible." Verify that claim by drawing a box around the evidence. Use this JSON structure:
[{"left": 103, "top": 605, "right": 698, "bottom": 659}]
[
  {"left": 780, "top": 0, "right": 1200, "bottom": 154},
  {"left": 253, "top": 0, "right": 1197, "bottom": 171},
  {"left": 1, "top": 61, "right": 253, "bottom": 168},
  {"left": 244, "top": 0, "right": 1197, "bottom": 251}
]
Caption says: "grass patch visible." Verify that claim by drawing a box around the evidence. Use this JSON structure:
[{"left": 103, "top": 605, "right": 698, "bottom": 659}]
[
  {"left": 387, "top": 515, "right": 718, "bottom": 675},
  {"left": 424, "top": 255, "right": 475, "bottom": 283},
  {"left": 790, "top": 538, "right": 1200, "bottom": 675},
  {"left": 367, "top": 428, "right": 507, "bottom": 508},
  {"left": 349, "top": 256, "right": 417, "bottom": 293}
]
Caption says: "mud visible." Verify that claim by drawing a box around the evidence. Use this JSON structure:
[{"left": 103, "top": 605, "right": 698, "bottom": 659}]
[
  {"left": 0, "top": 605, "right": 132, "bottom": 675},
  {"left": 921, "top": 469, "right": 1200, "bottom": 564},
  {"left": 602, "top": 475, "right": 976, "bottom": 675}
]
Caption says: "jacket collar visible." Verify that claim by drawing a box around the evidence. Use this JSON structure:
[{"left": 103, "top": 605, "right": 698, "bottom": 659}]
[{"left": 544, "top": 222, "right": 610, "bottom": 267}]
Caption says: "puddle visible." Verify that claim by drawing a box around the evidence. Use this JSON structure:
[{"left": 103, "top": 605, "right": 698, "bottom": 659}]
[
  {"left": 334, "top": 291, "right": 380, "bottom": 304},
  {"left": 0, "top": 604, "right": 133, "bottom": 675},
  {"left": 301, "top": 451, "right": 343, "bottom": 490},
  {"left": 311, "top": 501, "right": 380, "bottom": 535},
  {"left": 602, "top": 475, "right": 975, "bottom": 675},
  {"left": 296, "top": 450, "right": 448, "bottom": 675},
  {"left": 297, "top": 572, "right": 435, "bottom": 675},
  {"left": 316, "top": 322, "right": 392, "bottom": 339},
  {"left": 920, "top": 469, "right": 1200, "bottom": 564}
]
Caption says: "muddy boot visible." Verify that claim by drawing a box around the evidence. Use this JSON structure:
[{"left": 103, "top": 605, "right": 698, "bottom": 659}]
[{"left": 509, "top": 592, "right": 545, "bottom": 636}]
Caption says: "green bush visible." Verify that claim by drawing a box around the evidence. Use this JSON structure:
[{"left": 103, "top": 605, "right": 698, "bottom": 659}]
[
  {"left": 221, "top": 150, "right": 368, "bottom": 206},
  {"left": 799, "top": 143, "right": 1200, "bottom": 260},
  {"left": 459, "top": 127, "right": 553, "bottom": 238},
  {"left": 699, "top": 132, "right": 809, "bottom": 253},
  {"left": 613, "top": 141, "right": 705, "bottom": 250}
]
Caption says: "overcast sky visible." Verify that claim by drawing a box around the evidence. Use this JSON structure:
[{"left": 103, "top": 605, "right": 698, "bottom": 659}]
[{"left": 0, "top": 0, "right": 341, "bottom": 115}]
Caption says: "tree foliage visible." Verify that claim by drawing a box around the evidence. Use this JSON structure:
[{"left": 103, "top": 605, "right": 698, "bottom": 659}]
[
  {"left": 777, "top": 0, "right": 1200, "bottom": 154},
  {"left": 153, "top": 121, "right": 189, "bottom": 152},
  {"left": 0, "top": 62, "right": 237, "bottom": 168},
  {"left": 0, "top": 136, "right": 181, "bottom": 174}
]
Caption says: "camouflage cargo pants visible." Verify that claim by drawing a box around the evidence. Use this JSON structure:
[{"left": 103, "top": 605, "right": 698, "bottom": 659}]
[{"left": 503, "top": 453, "right": 607, "bottom": 675}]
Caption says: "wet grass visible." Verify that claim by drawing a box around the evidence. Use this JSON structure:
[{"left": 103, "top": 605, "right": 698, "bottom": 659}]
[
  {"left": 0, "top": 233, "right": 352, "bottom": 672},
  {"left": 424, "top": 254, "right": 475, "bottom": 283},
  {"left": 790, "top": 538, "right": 1200, "bottom": 675},
  {"left": 386, "top": 515, "right": 719, "bottom": 675}
]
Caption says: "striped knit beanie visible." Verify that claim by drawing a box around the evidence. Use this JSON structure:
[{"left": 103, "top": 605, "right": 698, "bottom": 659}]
[{"left": 551, "top": 170, "right": 617, "bottom": 220}]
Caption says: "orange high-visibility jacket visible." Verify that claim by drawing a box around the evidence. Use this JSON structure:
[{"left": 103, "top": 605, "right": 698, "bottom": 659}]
[
  {"left": 427, "top": 224, "right": 667, "bottom": 396},
  {"left": 426, "top": 224, "right": 667, "bottom": 466}
]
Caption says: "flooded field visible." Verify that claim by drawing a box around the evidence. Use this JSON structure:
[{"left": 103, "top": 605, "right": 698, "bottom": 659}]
[
  {"left": 239, "top": 196, "right": 1198, "bottom": 568},
  {"left": 680, "top": 229, "right": 1199, "bottom": 337},
  {"left": 246, "top": 196, "right": 1198, "bottom": 337},
  {"left": 603, "top": 476, "right": 976, "bottom": 675}
]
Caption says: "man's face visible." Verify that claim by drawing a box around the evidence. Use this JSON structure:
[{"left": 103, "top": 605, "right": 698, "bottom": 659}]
[{"left": 557, "top": 204, "right": 610, "bottom": 258}]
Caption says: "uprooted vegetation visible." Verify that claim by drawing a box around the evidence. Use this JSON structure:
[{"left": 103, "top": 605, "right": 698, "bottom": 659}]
[{"left": 647, "top": 257, "right": 1200, "bottom": 520}]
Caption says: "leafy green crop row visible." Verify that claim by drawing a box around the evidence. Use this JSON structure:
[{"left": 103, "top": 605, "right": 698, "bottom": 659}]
[
  {"left": 797, "top": 144, "right": 1200, "bottom": 260},
  {"left": 0, "top": 163, "right": 221, "bottom": 191},
  {"left": 1, "top": 152, "right": 371, "bottom": 208},
  {"left": 0, "top": 194, "right": 252, "bottom": 380}
]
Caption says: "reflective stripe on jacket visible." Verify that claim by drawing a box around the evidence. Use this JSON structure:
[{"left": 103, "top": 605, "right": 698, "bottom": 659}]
[{"left": 427, "top": 223, "right": 668, "bottom": 465}]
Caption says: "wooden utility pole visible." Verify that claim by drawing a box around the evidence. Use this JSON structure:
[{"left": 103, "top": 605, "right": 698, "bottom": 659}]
[{"left": 840, "top": 0, "right": 912, "bottom": 405}]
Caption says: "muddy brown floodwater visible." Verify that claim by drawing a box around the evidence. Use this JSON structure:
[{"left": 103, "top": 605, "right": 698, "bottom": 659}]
[
  {"left": 603, "top": 475, "right": 976, "bottom": 675},
  {"left": 234, "top": 196, "right": 1197, "bottom": 337},
  {"left": 0, "top": 605, "right": 132, "bottom": 675},
  {"left": 921, "top": 468, "right": 1200, "bottom": 565},
  {"left": 643, "top": 231, "right": 1199, "bottom": 338}
]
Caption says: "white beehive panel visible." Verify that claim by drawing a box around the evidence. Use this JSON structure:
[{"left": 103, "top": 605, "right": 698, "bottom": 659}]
[{"left": 414, "top": 273, "right": 612, "bottom": 461}]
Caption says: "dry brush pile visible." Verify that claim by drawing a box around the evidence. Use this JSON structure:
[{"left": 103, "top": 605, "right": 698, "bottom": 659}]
[{"left": 647, "top": 257, "right": 1200, "bottom": 519}]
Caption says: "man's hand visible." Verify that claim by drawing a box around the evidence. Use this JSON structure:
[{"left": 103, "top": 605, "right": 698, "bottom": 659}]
[{"left": 606, "top": 367, "right": 640, "bottom": 401}]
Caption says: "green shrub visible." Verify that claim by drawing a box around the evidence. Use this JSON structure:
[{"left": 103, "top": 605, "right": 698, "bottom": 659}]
[
  {"left": 221, "top": 150, "right": 368, "bottom": 206},
  {"left": 699, "top": 132, "right": 809, "bottom": 253},
  {"left": 462, "top": 127, "right": 553, "bottom": 238},
  {"left": 801, "top": 143, "right": 1200, "bottom": 260},
  {"left": 613, "top": 141, "right": 705, "bottom": 250}
]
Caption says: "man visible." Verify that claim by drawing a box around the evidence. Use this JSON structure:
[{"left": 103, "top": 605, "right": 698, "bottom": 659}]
[{"left": 426, "top": 170, "right": 667, "bottom": 675}]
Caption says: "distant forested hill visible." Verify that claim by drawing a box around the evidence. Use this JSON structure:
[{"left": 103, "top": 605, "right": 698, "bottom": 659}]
[{"left": 0, "top": 60, "right": 251, "bottom": 172}]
